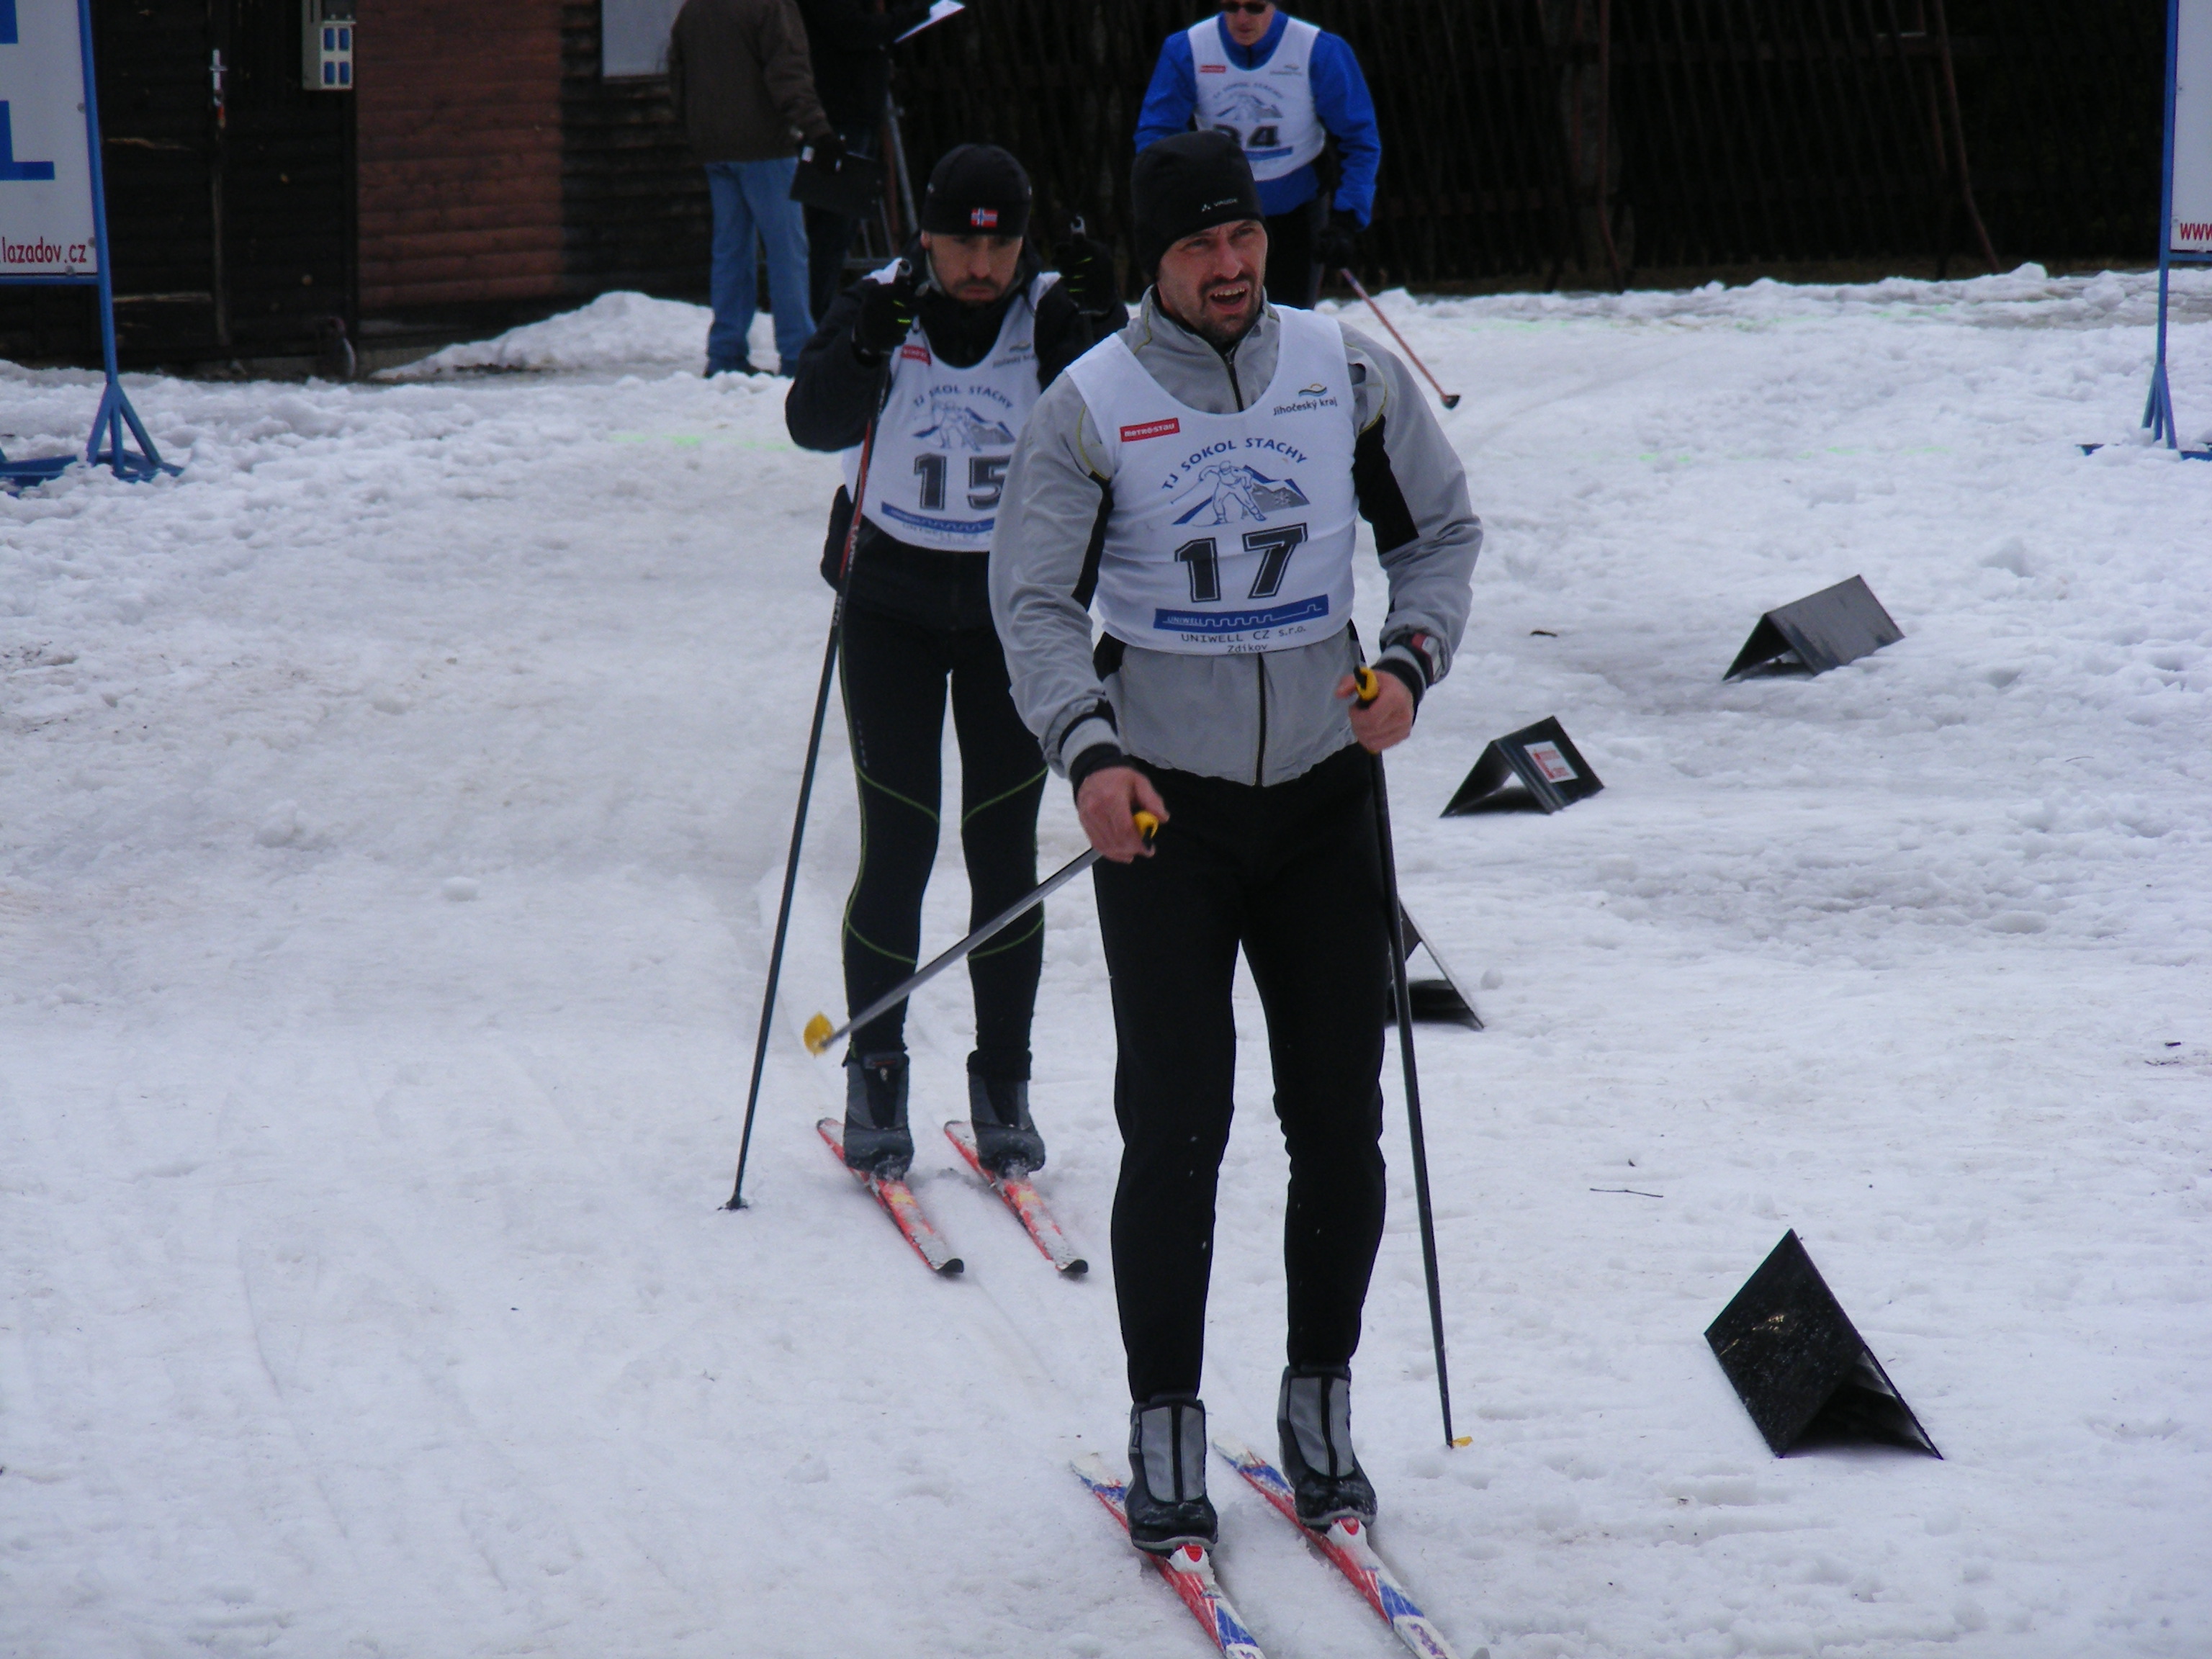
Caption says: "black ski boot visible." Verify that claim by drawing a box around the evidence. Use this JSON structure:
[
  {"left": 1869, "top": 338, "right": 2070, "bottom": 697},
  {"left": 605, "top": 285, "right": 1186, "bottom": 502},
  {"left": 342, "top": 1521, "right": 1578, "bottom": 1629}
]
[
  {"left": 968, "top": 1074, "right": 1045, "bottom": 1177},
  {"left": 840, "top": 1051, "right": 912, "bottom": 1179},
  {"left": 1277, "top": 1364, "right": 1377, "bottom": 1529},
  {"left": 1124, "top": 1394, "right": 1218, "bottom": 1553}
]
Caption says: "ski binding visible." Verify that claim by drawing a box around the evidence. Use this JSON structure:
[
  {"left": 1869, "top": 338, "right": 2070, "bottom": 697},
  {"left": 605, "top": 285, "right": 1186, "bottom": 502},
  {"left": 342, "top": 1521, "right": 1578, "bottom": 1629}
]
[
  {"left": 1071, "top": 1455, "right": 1267, "bottom": 1658},
  {"left": 815, "top": 1118, "right": 961, "bottom": 1274},
  {"left": 943, "top": 1120, "right": 1087, "bottom": 1274},
  {"left": 1213, "top": 1436, "right": 1482, "bottom": 1659}
]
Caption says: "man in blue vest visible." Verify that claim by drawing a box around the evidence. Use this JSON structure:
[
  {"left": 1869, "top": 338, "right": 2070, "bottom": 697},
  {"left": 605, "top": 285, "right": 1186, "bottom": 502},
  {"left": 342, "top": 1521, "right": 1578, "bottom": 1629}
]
[{"left": 1134, "top": 2, "right": 1382, "bottom": 309}]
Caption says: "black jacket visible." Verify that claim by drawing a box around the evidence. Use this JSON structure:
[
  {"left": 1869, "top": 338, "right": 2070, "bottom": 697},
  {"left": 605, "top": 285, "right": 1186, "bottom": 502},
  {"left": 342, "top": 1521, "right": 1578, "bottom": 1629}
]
[
  {"left": 667, "top": 0, "right": 831, "bottom": 163},
  {"left": 784, "top": 247, "right": 1126, "bottom": 632},
  {"left": 794, "top": 0, "right": 914, "bottom": 132}
]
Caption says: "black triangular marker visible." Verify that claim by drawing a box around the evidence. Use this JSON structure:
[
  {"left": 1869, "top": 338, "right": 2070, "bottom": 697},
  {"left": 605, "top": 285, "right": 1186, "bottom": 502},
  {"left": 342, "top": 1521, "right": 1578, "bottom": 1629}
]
[
  {"left": 1439, "top": 716, "right": 1603, "bottom": 817},
  {"left": 1725, "top": 575, "right": 1902, "bottom": 679},
  {"left": 1705, "top": 1231, "right": 1940, "bottom": 1458},
  {"left": 1396, "top": 903, "right": 1483, "bottom": 1030}
]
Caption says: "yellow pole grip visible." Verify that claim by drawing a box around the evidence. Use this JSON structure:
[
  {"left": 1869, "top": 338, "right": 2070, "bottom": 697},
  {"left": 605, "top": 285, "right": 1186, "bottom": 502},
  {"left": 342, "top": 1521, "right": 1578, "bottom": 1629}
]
[
  {"left": 1353, "top": 665, "right": 1380, "bottom": 706},
  {"left": 1133, "top": 810, "right": 1160, "bottom": 842}
]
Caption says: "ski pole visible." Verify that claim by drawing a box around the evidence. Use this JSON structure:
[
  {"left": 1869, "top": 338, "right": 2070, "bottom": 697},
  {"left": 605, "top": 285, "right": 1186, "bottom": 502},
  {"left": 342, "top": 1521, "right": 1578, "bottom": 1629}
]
[
  {"left": 1354, "top": 665, "right": 1464, "bottom": 1447},
  {"left": 800, "top": 811, "right": 1158, "bottom": 1058},
  {"left": 1337, "top": 269, "right": 1460, "bottom": 410},
  {"left": 724, "top": 263, "right": 910, "bottom": 1212}
]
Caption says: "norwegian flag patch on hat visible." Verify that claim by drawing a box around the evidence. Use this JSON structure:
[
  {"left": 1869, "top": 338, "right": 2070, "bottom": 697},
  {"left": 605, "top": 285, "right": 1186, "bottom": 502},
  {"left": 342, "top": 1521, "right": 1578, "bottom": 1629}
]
[{"left": 920, "top": 144, "right": 1033, "bottom": 239}]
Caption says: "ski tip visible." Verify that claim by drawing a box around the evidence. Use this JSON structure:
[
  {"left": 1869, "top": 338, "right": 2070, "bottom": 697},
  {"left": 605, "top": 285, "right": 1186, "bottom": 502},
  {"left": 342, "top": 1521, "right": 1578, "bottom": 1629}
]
[
  {"left": 1071, "top": 1454, "right": 1125, "bottom": 1498},
  {"left": 1210, "top": 1435, "right": 1260, "bottom": 1467},
  {"left": 1058, "top": 1256, "right": 1089, "bottom": 1277},
  {"left": 802, "top": 1012, "right": 834, "bottom": 1054},
  {"left": 939, "top": 1256, "right": 965, "bottom": 1275}
]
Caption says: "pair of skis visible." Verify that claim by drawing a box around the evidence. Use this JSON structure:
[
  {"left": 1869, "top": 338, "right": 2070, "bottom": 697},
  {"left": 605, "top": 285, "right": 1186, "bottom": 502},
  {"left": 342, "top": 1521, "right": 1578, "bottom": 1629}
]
[
  {"left": 815, "top": 1118, "right": 1087, "bottom": 1277},
  {"left": 1075, "top": 1442, "right": 1483, "bottom": 1659},
  {"left": 818, "top": 1126, "right": 1475, "bottom": 1655}
]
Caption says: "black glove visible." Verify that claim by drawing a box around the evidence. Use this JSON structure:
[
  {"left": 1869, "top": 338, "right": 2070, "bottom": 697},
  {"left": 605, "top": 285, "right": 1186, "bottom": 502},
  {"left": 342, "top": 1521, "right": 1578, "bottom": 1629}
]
[
  {"left": 802, "top": 129, "right": 848, "bottom": 171},
  {"left": 1056, "top": 231, "right": 1121, "bottom": 318},
  {"left": 1315, "top": 208, "right": 1360, "bottom": 274},
  {"left": 852, "top": 260, "right": 920, "bottom": 359}
]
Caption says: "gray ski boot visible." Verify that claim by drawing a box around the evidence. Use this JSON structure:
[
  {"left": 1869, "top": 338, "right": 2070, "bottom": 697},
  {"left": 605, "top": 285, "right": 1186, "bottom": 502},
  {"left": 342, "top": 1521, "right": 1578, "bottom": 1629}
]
[
  {"left": 968, "top": 1074, "right": 1045, "bottom": 1177},
  {"left": 840, "top": 1051, "right": 912, "bottom": 1178},
  {"left": 1277, "top": 1364, "right": 1377, "bottom": 1529},
  {"left": 1124, "top": 1393, "right": 1218, "bottom": 1553}
]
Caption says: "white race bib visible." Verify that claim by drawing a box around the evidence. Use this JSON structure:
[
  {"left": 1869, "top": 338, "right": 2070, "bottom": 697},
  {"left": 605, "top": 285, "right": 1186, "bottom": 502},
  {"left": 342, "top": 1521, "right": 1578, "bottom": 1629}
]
[
  {"left": 1067, "top": 307, "right": 1359, "bottom": 656},
  {"left": 842, "top": 269, "right": 1054, "bottom": 552},
  {"left": 1187, "top": 14, "right": 1325, "bottom": 184}
]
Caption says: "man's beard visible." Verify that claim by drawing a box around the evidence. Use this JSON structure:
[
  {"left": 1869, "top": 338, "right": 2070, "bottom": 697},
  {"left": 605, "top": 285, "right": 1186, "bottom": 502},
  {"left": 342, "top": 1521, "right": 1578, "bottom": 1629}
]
[{"left": 1166, "top": 279, "right": 1261, "bottom": 346}]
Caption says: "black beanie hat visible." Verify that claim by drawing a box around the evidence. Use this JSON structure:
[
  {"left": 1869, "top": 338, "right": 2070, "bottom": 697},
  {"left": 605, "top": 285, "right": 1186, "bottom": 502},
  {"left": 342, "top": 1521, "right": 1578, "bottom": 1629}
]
[
  {"left": 920, "top": 143, "right": 1032, "bottom": 238},
  {"left": 1131, "top": 130, "right": 1263, "bottom": 275}
]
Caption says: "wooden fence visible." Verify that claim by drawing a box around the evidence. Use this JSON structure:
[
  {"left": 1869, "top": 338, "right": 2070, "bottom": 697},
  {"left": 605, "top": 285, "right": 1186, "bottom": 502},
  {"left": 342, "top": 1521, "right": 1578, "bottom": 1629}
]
[{"left": 896, "top": 0, "right": 2165, "bottom": 289}]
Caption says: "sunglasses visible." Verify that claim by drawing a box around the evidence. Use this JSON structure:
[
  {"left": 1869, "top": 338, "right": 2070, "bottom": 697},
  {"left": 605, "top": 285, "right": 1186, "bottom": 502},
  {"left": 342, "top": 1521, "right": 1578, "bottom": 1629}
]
[{"left": 1218, "top": 1, "right": 1272, "bottom": 13}]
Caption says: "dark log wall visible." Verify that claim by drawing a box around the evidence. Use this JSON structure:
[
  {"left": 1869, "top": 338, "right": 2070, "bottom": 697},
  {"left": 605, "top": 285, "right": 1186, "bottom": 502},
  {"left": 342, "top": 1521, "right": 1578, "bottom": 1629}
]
[
  {"left": 90, "top": 0, "right": 216, "bottom": 356},
  {"left": 356, "top": 0, "right": 567, "bottom": 312},
  {"left": 895, "top": 0, "right": 2165, "bottom": 289},
  {"left": 0, "top": 0, "right": 349, "bottom": 365},
  {"left": 894, "top": 1, "right": 1575, "bottom": 284},
  {"left": 544, "top": 0, "right": 2167, "bottom": 300},
  {"left": 1605, "top": 0, "right": 2163, "bottom": 276},
  {"left": 562, "top": 0, "right": 711, "bottom": 299},
  {"left": 220, "top": 0, "right": 354, "bottom": 342}
]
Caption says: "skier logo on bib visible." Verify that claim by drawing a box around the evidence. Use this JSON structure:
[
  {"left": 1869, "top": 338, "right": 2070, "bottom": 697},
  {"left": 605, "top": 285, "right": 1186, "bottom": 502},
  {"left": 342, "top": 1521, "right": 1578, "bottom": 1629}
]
[
  {"left": 1172, "top": 462, "right": 1311, "bottom": 526},
  {"left": 1210, "top": 87, "right": 1287, "bottom": 152},
  {"left": 914, "top": 397, "right": 1018, "bottom": 451}
]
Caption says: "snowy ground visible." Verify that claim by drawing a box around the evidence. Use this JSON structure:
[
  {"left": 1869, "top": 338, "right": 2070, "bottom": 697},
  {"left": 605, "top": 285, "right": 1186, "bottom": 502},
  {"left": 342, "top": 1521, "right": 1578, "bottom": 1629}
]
[{"left": 3, "top": 266, "right": 2209, "bottom": 1658}]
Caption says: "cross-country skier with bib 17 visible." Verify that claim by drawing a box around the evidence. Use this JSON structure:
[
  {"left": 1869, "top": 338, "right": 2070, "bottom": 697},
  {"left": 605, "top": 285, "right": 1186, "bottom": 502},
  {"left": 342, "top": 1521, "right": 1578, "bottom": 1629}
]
[
  {"left": 1135, "top": 1, "right": 1381, "bottom": 308},
  {"left": 989, "top": 130, "right": 1480, "bottom": 1552},
  {"left": 785, "top": 144, "right": 1125, "bottom": 1181}
]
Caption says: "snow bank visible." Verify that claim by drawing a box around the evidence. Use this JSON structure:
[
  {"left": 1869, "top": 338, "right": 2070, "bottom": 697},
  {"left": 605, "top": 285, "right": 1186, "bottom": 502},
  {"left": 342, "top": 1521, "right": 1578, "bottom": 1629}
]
[
  {"left": 1339, "top": 262, "right": 2212, "bottom": 337},
  {"left": 392, "top": 289, "right": 717, "bottom": 377}
]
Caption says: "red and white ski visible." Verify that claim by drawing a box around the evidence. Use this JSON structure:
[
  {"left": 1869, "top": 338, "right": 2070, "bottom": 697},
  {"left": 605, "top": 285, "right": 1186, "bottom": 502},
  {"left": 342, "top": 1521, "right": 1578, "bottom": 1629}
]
[
  {"left": 943, "top": 1120, "right": 1088, "bottom": 1274},
  {"left": 1071, "top": 1456, "right": 1267, "bottom": 1659},
  {"left": 814, "top": 1118, "right": 962, "bottom": 1275},
  {"left": 1213, "top": 1437, "right": 1481, "bottom": 1659}
]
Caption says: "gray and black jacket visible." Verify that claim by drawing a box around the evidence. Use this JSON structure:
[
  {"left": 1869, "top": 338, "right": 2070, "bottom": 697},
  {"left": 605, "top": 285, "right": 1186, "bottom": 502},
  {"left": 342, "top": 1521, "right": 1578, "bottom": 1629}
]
[{"left": 989, "top": 292, "right": 1480, "bottom": 788}]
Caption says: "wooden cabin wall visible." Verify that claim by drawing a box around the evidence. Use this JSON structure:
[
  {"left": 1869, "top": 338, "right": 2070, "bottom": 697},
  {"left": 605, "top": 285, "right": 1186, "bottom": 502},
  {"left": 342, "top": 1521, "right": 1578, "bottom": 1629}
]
[{"left": 354, "top": 0, "right": 566, "bottom": 315}]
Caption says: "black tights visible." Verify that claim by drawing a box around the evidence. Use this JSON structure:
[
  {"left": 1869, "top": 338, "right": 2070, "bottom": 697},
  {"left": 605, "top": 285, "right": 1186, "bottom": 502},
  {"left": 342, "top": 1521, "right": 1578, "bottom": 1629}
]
[
  {"left": 1092, "top": 746, "right": 1390, "bottom": 1401},
  {"left": 837, "top": 600, "right": 1046, "bottom": 1079}
]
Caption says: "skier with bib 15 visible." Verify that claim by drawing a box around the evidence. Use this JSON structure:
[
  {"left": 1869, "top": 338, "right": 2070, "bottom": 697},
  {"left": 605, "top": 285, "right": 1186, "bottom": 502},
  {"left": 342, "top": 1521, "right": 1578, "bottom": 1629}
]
[
  {"left": 990, "top": 130, "right": 1480, "bottom": 1551},
  {"left": 785, "top": 145, "right": 1125, "bottom": 1181}
]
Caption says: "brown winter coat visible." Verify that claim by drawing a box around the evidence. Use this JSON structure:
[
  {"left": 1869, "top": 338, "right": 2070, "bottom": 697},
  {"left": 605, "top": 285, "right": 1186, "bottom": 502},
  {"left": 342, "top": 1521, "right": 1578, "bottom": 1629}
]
[{"left": 667, "top": 0, "right": 832, "bottom": 163}]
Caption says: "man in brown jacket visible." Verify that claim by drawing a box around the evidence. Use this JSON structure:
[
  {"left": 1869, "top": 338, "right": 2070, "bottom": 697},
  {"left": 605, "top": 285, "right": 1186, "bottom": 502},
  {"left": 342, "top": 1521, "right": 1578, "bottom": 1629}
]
[{"left": 668, "top": 0, "right": 839, "bottom": 375}]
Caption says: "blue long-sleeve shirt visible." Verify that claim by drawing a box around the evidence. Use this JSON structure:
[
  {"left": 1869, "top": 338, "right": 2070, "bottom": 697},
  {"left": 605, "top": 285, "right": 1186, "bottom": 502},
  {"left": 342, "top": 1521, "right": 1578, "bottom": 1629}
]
[{"left": 1133, "top": 11, "right": 1381, "bottom": 225}]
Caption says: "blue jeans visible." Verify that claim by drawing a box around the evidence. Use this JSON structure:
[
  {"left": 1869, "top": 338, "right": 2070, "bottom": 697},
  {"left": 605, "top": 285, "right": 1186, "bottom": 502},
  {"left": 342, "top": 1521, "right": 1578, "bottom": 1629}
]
[{"left": 704, "top": 158, "right": 814, "bottom": 370}]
